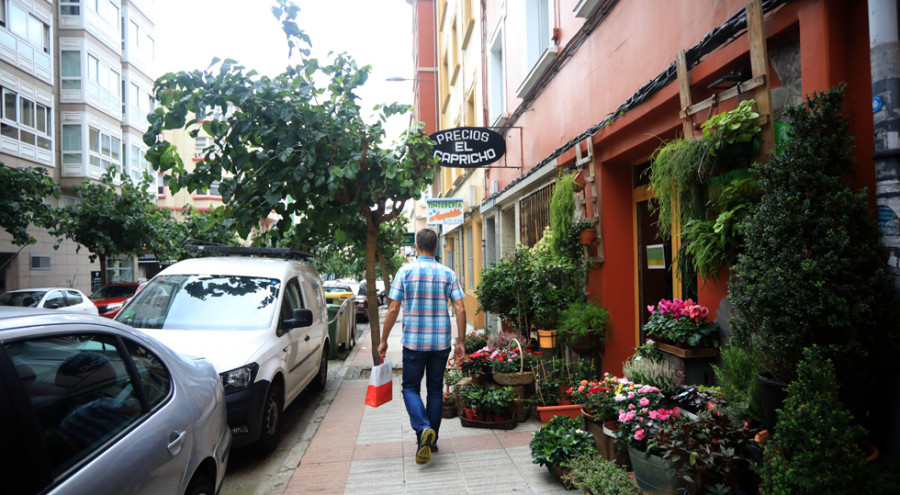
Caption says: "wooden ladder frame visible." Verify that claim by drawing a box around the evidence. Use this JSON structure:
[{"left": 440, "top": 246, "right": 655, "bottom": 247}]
[{"left": 575, "top": 138, "right": 605, "bottom": 263}]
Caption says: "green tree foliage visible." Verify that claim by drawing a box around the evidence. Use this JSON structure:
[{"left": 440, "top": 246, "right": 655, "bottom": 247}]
[
  {"left": 143, "top": 0, "right": 436, "bottom": 362},
  {"left": 0, "top": 163, "right": 59, "bottom": 246},
  {"left": 52, "top": 171, "right": 180, "bottom": 285},
  {"left": 729, "top": 86, "right": 900, "bottom": 387},
  {"left": 178, "top": 205, "right": 241, "bottom": 252}
]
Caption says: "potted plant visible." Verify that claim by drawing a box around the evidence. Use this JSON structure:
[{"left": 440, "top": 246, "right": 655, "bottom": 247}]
[
  {"left": 462, "top": 331, "right": 489, "bottom": 355},
  {"left": 651, "top": 410, "right": 755, "bottom": 495},
  {"left": 711, "top": 344, "right": 764, "bottom": 427},
  {"left": 557, "top": 301, "right": 610, "bottom": 355},
  {"left": 550, "top": 173, "right": 577, "bottom": 256},
  {"left": 530, "top": 415, "right": 596, "bottom": 488},
  {"left": 561, "top": 453, "right": 641, "bottom": 495},
  {"left": 643, "top": 298, "right": 719, "bottom": 386},
  {"left": 458, "top": 350, "right": 493, "bottom": 383},
  {"left": 533, "top": 358, "right": 582, "bottom": 421},
  {"left": 729, "top": 87, "right": 900, "bottom": 430},
  {"left": 700, "top": 98, "right": 761, "bottom": 158},
  {"left": 442, "top": 390, "right": 459, "bottom": 418},
  {"left": 621, "top": 356, "right": 682, "bottom": 400},
  {"left": 615, "top": 385, "right": 686, "bottom": 495},
  {"left": 490, "top": 345, "right": 535, "bottom": 386},
  {"left": 566, "top": 374, "right": 629, "bottom": 462}
]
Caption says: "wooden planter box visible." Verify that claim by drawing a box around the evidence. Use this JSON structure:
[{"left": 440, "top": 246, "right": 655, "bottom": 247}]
[{"left": 655, "top": 341, "right": 718, "bottom": 386}]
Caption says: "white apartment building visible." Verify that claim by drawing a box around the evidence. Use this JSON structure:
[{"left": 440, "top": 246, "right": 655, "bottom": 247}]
[{"left": 0, "top": 0, "right": 157, "bottom": 294}]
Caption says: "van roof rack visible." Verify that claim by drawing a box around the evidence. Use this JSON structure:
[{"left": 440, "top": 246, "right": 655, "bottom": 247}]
[{"left": 184, "top": 245, "right": 315, "bottom": 260}]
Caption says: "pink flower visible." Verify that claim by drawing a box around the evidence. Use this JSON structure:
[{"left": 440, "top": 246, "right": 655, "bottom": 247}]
[
  {"left": 634, "top": 429, "right": 645, "bottom": 441},
  {"left": 628, "top": 392, "right": 635, "bottom": 399},
  {"left": 700, "top": 307, "right": 709, "bottom": 319},
  {"left": 639, "top": 397, "right": 650, "bottom": 406},
  {"left": 647, "top": 305, "right": 655, "bottom": 313},
  {"left": 628, "top": 404, "right": 635, "bottom": 410},
  {"left": 649, "top": 410, "right": 659, "bottom": 420}
]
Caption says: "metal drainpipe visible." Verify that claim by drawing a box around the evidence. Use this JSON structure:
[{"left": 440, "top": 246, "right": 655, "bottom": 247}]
[{"left": 871, "top": 0, "right": 900, "bottom": 289}]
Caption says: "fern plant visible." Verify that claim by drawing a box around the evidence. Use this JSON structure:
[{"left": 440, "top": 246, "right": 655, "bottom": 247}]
[{"left": 550, "top": 174, "right": 576, "bottom": 256}]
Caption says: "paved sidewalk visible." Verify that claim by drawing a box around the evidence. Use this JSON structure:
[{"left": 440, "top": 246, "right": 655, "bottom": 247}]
[{"left": 282, "top": 312, "right": 574, "bottom": 494}]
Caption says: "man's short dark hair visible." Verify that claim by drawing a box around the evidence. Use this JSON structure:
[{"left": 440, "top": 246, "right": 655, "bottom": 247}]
[{"left": 416, "top": 228, "right": 438, "bottom": 253}]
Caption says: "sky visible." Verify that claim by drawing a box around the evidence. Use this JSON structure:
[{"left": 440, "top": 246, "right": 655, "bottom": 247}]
[{"left": 152, "top": 0, "right": 416, "bottom": 142}]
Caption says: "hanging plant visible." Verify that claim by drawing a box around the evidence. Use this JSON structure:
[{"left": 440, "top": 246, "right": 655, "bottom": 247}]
[
  {"left": 648, "top": 137, "right": 713, "bottom": 240},
  {"left": 549, "top": 174, "right": 576, "bottom": 256}
]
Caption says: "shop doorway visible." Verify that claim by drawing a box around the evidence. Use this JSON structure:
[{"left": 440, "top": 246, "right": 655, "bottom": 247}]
[{"left": 634, "top": 163, "right": 672, "bottom": 342}]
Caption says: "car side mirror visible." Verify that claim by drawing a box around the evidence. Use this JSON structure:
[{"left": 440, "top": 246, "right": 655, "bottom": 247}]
[{"left": 284, "top": 308, "right": 313, "bottom": 330}]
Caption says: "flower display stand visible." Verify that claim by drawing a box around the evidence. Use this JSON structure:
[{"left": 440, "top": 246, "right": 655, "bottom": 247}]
[
  {"left": 582, "top": 414, "right": 617, "bottom": 462},
  {"left": 627, "top": 445, "right": 685, "bottom": 495},
  {"left": 655, "top": 341, "right": 718, "bottom": 386}
]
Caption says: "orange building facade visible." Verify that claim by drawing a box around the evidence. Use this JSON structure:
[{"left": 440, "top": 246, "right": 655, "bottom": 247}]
[{"left": 477, "top": 0, "right": 878, "bottom": 375}]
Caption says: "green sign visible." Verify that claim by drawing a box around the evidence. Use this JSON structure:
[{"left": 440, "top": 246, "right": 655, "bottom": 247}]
[{"left": 401, "top": 233, "right": 415, "bottom": 247}]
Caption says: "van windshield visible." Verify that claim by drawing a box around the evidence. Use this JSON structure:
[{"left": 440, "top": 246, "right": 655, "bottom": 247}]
[{"left": 116, "top": 274, "right": 280, "bottom": 331}]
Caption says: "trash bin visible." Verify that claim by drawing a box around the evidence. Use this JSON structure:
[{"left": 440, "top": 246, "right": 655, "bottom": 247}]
[{"left": 327, "top": 304, "right": 341, "bottom": 359}]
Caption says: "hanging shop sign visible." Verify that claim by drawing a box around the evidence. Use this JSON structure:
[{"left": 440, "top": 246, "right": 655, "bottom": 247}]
[
  {"left": 426, "top": 198, "right": 465, "bottom": 225},
  {"left": 430, "top": 127, "right": 506, "bottom": 168}
]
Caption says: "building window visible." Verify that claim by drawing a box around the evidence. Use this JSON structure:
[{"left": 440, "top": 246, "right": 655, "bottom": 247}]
[
  {"left": 0, "top": 88, "right": 52, "bottom": 151},
  {"left": 62, "top": 124, "right": 82, "bottom": 164},
  {"left": 488, "top": 30, "right": 505, "bottom": 125},
  {"left": 457, "top": 234, "right": 465, "bottom": 289},
  {"left": 106, "top": 257, "right": 133, "bottom": 283},
  {"left": 466, "top": 226, "right": 474, "bottom": 291},
  {"left": 88, "top": 127, "right": 121, "bottom": 172},
  {"left": 86, "top": 54, "right": 122, "bottom": 110},
  {"left": 61, "top": 51, "right": 82, "bottom": 89},
  {"left": 194, "top": 136, "right": 211, "bottom": 158},
  {"left": 525, "top": 0, "right": 551, "bottom": 70},
  {"left": 519, "top": 182, "right": 553, "bottom": 247},
  {"left": 30, "top": 255, "right": 51, "bottom": 270},
  {"left": 60, "top": 0, "right": 80, "bottom": 16}
]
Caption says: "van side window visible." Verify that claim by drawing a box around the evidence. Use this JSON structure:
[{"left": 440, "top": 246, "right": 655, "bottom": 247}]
[{"left": 279, "top": 279, "right": 304, "bottom": 334}]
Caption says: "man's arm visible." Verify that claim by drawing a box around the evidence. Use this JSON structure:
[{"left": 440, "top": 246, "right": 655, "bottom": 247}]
[
  {"left": 452, "top": 297, "right": 466, "bottom": 361},
  {"left": 377, "top": 299, "right": 402, "bottom": 361}
]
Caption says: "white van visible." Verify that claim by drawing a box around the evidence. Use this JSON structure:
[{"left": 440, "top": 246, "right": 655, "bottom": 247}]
[{"left": 116, "top": 254, "right": 329, "bottom": 453}]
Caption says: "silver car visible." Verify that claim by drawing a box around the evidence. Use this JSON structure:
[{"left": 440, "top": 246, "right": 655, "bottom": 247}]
[
  {"left": 0, "top": 288, "right": 99, "bottom": 315},
  {"left": 0, "top": 308, "right": 230, "bottom": 495}
]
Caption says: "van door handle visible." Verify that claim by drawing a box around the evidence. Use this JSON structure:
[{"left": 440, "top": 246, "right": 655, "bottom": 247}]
[
  {"left": 167, "top": 430, "right": 186, "bottom": 456},
  {"left": 304, "top": 335, "right": 310, "bottom": 341}
]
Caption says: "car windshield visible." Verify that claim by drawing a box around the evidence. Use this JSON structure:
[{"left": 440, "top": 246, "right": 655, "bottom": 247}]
[
  {"left": 0, "top": 291, "right": 46, "bottom": 307},
  {"left": 116, "top": 274, "right": 280, "bottom": 331},
  {"left": 90, "top": 284, "right": 137, "bottom": 299}
]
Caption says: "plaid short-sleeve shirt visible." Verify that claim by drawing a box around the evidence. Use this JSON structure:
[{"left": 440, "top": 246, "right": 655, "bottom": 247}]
[{"left": 389, "top": 256, "right": 465, "bottom": 351}]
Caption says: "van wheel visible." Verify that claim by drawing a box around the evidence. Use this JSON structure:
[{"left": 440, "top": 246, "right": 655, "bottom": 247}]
[
  {"left": 185, "top": 475, "right": 214, "bottom": 495},
  {"left": 255, "top": 383, "right": 283, "bottom": 454},
  {"left": 310, "top": 345, "right": 328, "bottom": 391}
]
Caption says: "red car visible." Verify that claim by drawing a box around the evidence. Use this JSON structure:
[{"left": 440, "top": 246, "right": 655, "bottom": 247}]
[{"left": 89, "top": 282, "right": 141, "bottom": 318}]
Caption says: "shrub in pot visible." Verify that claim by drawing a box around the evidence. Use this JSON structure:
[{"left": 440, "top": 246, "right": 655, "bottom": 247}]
[
  {"left": 622, "top": 356, "right": 683, "bottom": 399},
  {"left": 761, "top": 346, "right": 868, "bottom": 494},
  {"left": 561, "top": 452, "right": 640, "bottom": 495},
  {"left": 711, "top": 345, "right": 763, "bottom": 427},
  {"left": 530, "top": 415, "right": 596, "bottom": 472},
  {"left": 558, "top": 301, "right": 610, "bottom": 354},
  {"left": 729, "top": 87, "right": 900, "bottom": 417}
]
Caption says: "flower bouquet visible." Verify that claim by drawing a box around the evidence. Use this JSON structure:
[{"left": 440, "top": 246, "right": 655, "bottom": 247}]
[{"left": 643, "top": 298, "right": 719, "bottom": 348}]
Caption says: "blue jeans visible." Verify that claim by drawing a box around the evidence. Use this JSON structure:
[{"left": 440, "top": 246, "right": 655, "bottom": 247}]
[{"left": 401, "top": 346, "right": 451, "bottom": 437}]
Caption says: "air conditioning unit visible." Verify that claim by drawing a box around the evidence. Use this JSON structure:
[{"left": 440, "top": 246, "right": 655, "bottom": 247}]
[{"left": 490, "top": 180, "right": 499, "bottom": 195}]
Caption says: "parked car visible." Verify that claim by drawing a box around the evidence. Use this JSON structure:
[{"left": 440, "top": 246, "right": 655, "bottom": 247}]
[
  {"left": 0, "top": 288, "right": 99, "bottom": 316},
  {"left": 90, "top": 282, "right": 141, "bottom": 318},
  {"left": 0, "top": 308, "right": 231, "bottom": 495},
  {"left": 116, "top": 254, "right": 330, "bottom": 453},
  {"left": 374, "top": 280, "right": 386, "bottom": 306},
  {"left": 324, "top": 280, "right": 368, "bottom": 322}
]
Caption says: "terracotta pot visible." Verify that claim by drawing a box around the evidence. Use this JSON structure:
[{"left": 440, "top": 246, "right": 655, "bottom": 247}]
[
  {"left": 464, "top": 408, "right": 474, "bottom": 420},
  {"left": 579, "top": 228, "right": 596, "bottom": 245},
  {"left": 536, "top": 404, "right": 583, "bottom": 423},
  {"left": 538, "top": 329, "right": 557, "bottom": 349}
]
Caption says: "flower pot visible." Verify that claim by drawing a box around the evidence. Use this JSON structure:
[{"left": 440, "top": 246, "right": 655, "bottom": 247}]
[
  {"left": 568, "top": 331, "right": 603, "bottom": 355},
  {"left": 442, "top": 404, "right": 457, "bottom": 419},
  {"left": 578, "top": 227, "right": 596, "bottom": 245},
  {"left": 538, "top": 329, "right": 557, "bottom": 349},
  {"left": 536, "top": 404, "right": 582, "bottom": 423},
  {"left": 464, "top": 408, "right": 475, "bottom": 420},
  {"left": 627, "top": 445, "right": 685, "bottom": 495},
  {"left": 550, "top": 464, "right": 576, "bottom": 490},
  {"left": 495, "top": 413, "right": 511, "bottom": 422},
  {"left": 656, "top": 341, "right": 718, "bottom": 386},
  {"left": 756, "top": 373, "right": 788, "bottom": 432},
  {"left": 583, "top": 413, "right": 617, "bottom": 461}
]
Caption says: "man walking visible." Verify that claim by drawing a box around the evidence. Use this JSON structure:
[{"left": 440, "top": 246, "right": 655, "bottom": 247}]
[{"left": 378, "top": 228, "right": 466, "bottom": 465}]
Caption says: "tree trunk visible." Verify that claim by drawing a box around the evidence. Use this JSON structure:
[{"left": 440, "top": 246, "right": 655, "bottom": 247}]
[
  {"left": 376, "top": 248, "right": 391, "bottom": 289},
  {"left": 98, "top": 253, "right": 108, "bottom": 287},
  {"left": 364, "top": 216, "right": 382, "bottom": 365}
]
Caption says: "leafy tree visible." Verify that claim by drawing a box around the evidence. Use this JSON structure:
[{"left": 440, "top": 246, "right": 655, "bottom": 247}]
[
  {"left": 143, "top": 0, "right": 436, "bottom": 363},
  {"left": 52, "top": 171, "right": 181, "bottom": 285},
  {"left": 0, "top": 163, "right": 59, "bottom": 246},
  {"left": 178, "top": 205, "right": 241, "bottom": 252}
]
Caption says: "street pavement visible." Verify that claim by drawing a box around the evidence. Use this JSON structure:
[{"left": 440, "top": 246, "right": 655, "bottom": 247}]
[{"left": 279, "top": 309, "right": 575, "bottom": 495}]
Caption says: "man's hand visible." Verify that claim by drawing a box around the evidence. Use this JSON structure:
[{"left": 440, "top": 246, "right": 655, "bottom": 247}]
[
  {"left": 377, "top": 341, "right": 388, "bottom": 363},
  {"left": 454, "top": 342, "right": 465, "bottom": 362}
]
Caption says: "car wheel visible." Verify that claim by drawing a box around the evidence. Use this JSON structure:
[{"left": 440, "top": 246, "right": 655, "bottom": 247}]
[
  {"left": 310, "top": 345, "right": 328, "bottom": 391},
  {"left": 255, "top": 383, "right": 284, "bottom": 454},
  {"left": 185, "top": 475, "right": 214, "bottom": 495}
]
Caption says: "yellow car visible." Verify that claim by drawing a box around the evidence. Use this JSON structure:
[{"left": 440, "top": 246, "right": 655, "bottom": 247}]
[{"left": 323, "top": 285, "right": 354, "bottom": 305}]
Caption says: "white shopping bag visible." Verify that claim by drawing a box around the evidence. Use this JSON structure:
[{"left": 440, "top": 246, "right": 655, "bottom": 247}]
[{"left": 365, "top": 360, "right": 392, "bottom": 408}]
